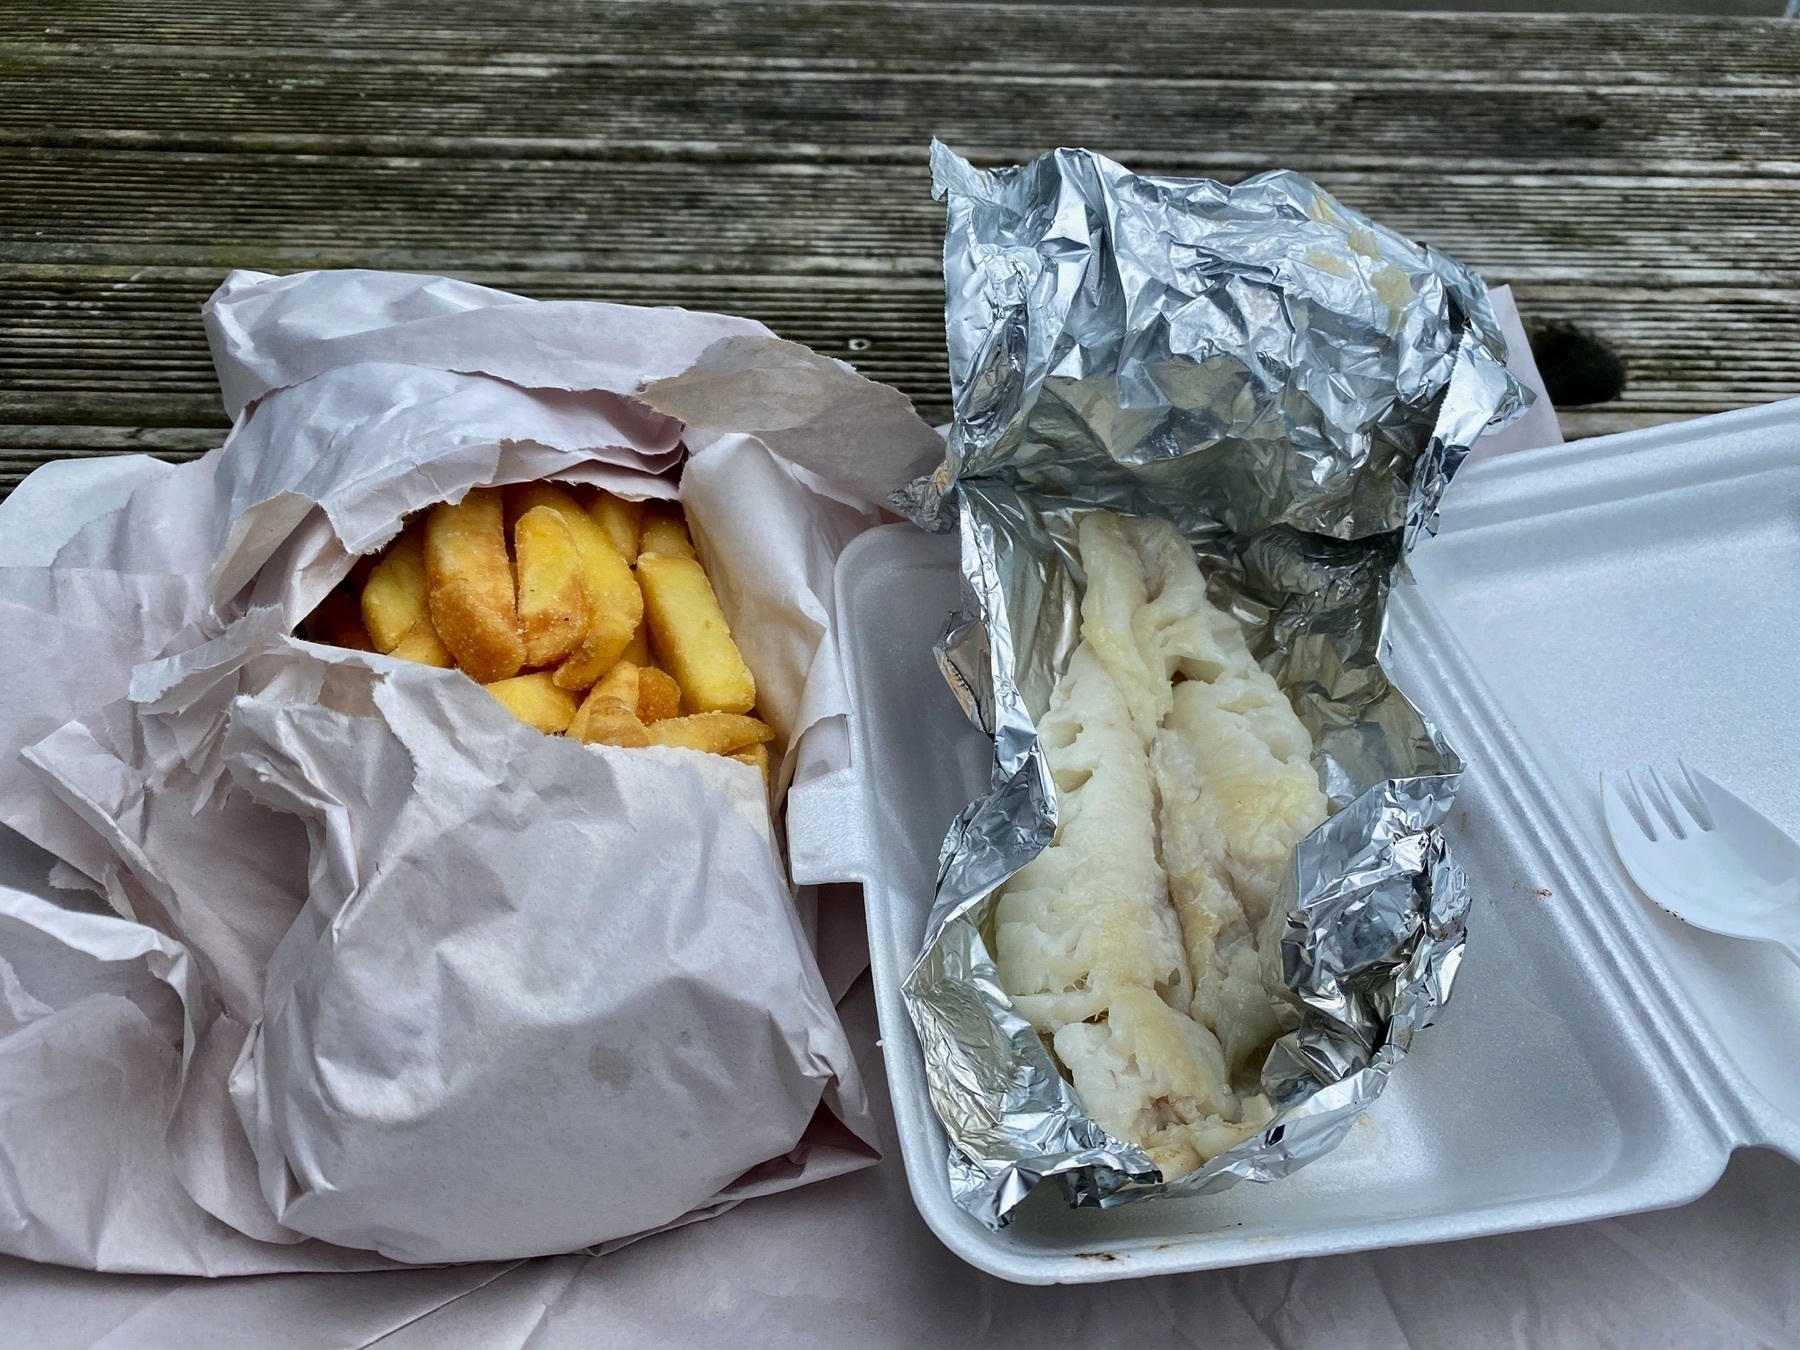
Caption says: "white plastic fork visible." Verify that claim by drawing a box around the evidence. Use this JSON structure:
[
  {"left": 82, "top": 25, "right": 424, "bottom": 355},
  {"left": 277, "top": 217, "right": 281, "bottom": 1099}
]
[{"left": 1602, "top": 762, "right": 1800, "bottom": 967}]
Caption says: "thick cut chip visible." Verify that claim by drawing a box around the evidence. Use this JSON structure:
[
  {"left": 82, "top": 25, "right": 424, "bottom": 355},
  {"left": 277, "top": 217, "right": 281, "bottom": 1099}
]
[
  {"left": 389, "top": 622, "right": 453, "bottom": 667},
  {"left": 361, "top": 526, "right": 431, "bottom": 653},
  {"left": 426, "top": 488, "right": 525, "bottom": 682},
  {"left": 621, "top": 622, "right": 652, "bottom": 667},
  {"left": 589, "top": 492, "right": 646, "bottom": 565},
  {"left": 636, "top": 667, "right": 681, "bottom": 722},
  {"left": 637, "top": 553, "right": 755, "bottom": 715},
  {"left": 644, "top": 713, "right": 771, "bottom": 756},
  {"left": 568, "top": 690, "right": 651, "bottom": 748},
  {"left": 362, "top": 527, "right": 452, "bottom": 667},
  {"left": 728, "top": 742, "right": 771, "bottom": 789},
  {"left": 346, "top": 551, "right": 378, "bottom": 591},
  {"left": 638, "top": 505, "right": 697, "bottom": 560},
  {"left": 590, "top": 660, "right": 640, "bottom": 714},
  {"left": 307, "top": 589, "right": 375, "bottom": 651},
  {"left": 513, "top": 505, "right": 589, "bottom": 667},
  {"left": 484, "top": 672, "right": 578, "bottom": 734},
  {"left": 504, "top": 483, "right": 643, "bottom": 692}
]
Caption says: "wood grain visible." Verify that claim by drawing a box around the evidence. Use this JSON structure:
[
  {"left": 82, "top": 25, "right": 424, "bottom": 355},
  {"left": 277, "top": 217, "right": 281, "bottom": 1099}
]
[
  {"left": 5, "top": 60, "right": 1800, "bottom": 174},
  {"left": 7, "top": 0, "right": 1797, "bottom": 81},
  {"left": 3, "top": 1, "right": 1798, "bottom": 496}
]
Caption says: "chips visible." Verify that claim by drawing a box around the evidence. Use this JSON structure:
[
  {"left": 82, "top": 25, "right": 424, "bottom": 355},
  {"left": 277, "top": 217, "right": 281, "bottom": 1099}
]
[
  {"left": 636, "top": 667, "right": 682, "bottom": 723},
  {"left": 568, "top": 694, "right": 652, "bottom": 748},
  {"left": 644, "top": 712, "right": 772, "bottom": 756},
  {"left": 637, "top": 554, "right": 756, "bottom": 715},
  {"left": 502, "top": 483, "right": 643, "bottom": 693},
  {"left": 593, "top": 660, "right": 643, "bottom": 714},
  {"left": 361, "top": 526, "right": 431, "bottom": 653},
  {"left": 362, "top": 526, "right": 452, "bottom": 664},
  {"left": 729, "top": 742, "right": 771, "bottom": 790},
  {"left": 307, "top": 588, "right": 374, "bottom": 651},
  {"left": 484, "top": 673, "right": 579, "bottom": 734},
  {"left": 638, "top": 505, "right": 697, "bottom": 561},
  {"left": 311, "top": 489, "right": 768, "bottom": 777},
  {"left": 567, "top": 662, "right": 650, "bottom": 746},
  {"left": 590, "top": 492, "right": 645, "bottom": 566},
  {"left": 513, "top": 505, "right": 589, "bottom": 667},
  {"left": 621, "top": 622, "right": 652, "bottom": 667},
  {"left": 389, "top": 622, "right": 453, "bottom": 668},
  {"left": 426, "top": 488, "right": 526, "bottom": 682}
]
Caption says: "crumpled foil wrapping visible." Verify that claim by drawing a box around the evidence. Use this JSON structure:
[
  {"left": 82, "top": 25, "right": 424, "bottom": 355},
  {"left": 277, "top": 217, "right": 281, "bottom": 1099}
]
[{"left": 900, "top": 143, "right": 1527, "bottom": 1228}]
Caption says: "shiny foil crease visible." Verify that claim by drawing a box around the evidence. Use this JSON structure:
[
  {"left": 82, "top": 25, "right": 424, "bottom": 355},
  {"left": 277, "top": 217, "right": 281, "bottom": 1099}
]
[{"left": 902, "top": 143, "right": 1527, "bottom": 1228}]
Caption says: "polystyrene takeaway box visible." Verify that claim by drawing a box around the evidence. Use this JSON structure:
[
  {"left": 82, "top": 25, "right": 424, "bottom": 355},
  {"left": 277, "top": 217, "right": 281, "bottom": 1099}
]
[{"left": 787, "top": 396, "right": 1800, "bottom": 1284}]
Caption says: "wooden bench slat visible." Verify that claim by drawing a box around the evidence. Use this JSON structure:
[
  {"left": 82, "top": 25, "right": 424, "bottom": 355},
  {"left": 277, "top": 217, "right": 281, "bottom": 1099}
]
[
  {"left": 5, "top": 2, "right": 1797, "bottom": 86},
  {"left": 4, "top": 269, "right": 1797, "bottom": 448},
  {"left": 3, "top": 57, "right": 1798, "bottom": 177},
  {"left": 4, "top": 156, "right": 1799, "bottom": 287},
  {"left": 2, "top": 2, "right": 1794, "bottom": 498}
]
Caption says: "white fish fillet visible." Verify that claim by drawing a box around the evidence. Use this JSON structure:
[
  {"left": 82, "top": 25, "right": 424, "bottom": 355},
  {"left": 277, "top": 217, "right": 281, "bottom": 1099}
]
[
  {"left": 995, "top": 509, "right": 1326, "bottom": 1178},
  {"left": 1091, "top": 513, "right": 1328, "bottom": 1076},
  {"left": 1054, "top": 988, "right": 1277, "bottom": 1180},
  {"left": 995, "top": 644, "right": 1191, "bottom": 1030},
  {"left": 1074, "top": 513, "right": 1166, "bottom": 741},
  {"left": 1162, "top": 676, "right": 1328, "bottom": 932}
]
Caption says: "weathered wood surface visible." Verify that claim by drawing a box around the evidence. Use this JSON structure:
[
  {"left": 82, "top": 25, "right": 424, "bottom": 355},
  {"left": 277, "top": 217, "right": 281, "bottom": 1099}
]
[{"left": 3, "top": 1, "right": 1798, "bottom": 494}]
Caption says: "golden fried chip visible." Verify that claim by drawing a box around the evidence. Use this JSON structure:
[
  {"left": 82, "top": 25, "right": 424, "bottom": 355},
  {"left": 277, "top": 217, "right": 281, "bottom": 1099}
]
[
  {"left": 637, "top": 553, "right": 756, "bottom": 715},
  {"left": 638, "top": 505, "right": 697, "bottom": 560},
  {"left": 426, "top": 488, "right": 525, "bottom": 682},
  {"left": 636, "top": 667, "right": 681, "bottom": 722},
  {"left": 505, "top": 483, "right": 644, "bottom": 691},
  {"left": 514, "top": 505, "right": 589, "bottom": 667},
  {"left": 347, "top": 550, "right": 378, "bottom": 591},
  {"left": 388, "top": 622, "right": 453, "bottom": 667},
  {"left": 621, "top": 621, "right": 652, "bottom": 668},
  {"left": 568, "top": 692, "right": 652, "bottom": 748},
  {"left": 644, "top": 712, "right": 772, "bottom": 756},
  {"left": 506, "top": 481, "right": 587, "bottom": 533},
  {"left": 361, "top": 526, "right": 431, "bottom": 653},
  {"left": 307, "top": 588, "right": 375, "bottom": 651},
  {"left": 591, "top": 659, "right": 640, "bottom": 714},
  {"left": 728, "top": 741, "right": 771, "bottom": 789},
  {"left": 589, "top": 492, "right": 645, "bottom": 566},
  {"left": 365, "top": 522, "right": 453, "bottom": 667},
  {"left": 483, "top": 672, "right": 578, "bottom": 734}
]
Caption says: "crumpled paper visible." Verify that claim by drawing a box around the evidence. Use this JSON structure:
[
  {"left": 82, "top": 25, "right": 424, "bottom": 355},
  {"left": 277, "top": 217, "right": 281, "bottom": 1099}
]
[
  {"left": 903, "top": 145, "right": 1528, "bottom": 1226},
  {"left": 0, "top": 269, "right": 942, "bottom": 1271},
  {"left": 0, "top": 281, "right": 1606, "bottom": 1350}
]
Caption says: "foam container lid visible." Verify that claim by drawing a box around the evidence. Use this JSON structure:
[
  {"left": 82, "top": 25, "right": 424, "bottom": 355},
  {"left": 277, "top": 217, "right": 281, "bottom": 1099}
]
[{"left": 787, "top": 395, "right": 1800, "bottom": 1284}]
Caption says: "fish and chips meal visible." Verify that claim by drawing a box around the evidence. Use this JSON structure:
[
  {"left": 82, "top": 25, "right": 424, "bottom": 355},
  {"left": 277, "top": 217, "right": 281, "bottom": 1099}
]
[
  {"left": 306, "top": 483, "right": 773, "bottom": 785},
  {"left": 995, "top": 510, "right": 1328, "bottom": 1180}
]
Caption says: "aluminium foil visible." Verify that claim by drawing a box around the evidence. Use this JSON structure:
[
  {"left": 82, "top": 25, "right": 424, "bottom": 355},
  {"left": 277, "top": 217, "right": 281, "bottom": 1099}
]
[{"left": 900, "top": 143, "right": 1527, "bottom": 1227}]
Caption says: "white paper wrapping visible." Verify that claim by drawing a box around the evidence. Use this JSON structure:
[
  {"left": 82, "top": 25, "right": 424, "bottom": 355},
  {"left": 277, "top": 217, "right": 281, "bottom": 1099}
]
[
  {"left": 0, "top": 269, "right": 943, "bottom": 1272},
  {"left": 11, "top": 295, "right": 1792, "bottom": 1347}
]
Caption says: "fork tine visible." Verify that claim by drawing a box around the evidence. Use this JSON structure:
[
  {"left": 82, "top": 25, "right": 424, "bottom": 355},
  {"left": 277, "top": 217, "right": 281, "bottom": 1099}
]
[
  {"left": 1655, "top": 765, "right": 1712, "bottom": 836},
  {"left": 1646, "top": 766, "right": 1702, "bottom": 839},
  {"left": 1628, "top": 768, "right": 1676, "bottom": 839},
  {"left": 1606, "top": 771, "right": 1658, "bottom": 841},
  {"left": 1677, "top": 759, "right": 1716, "bottom": 831}
]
